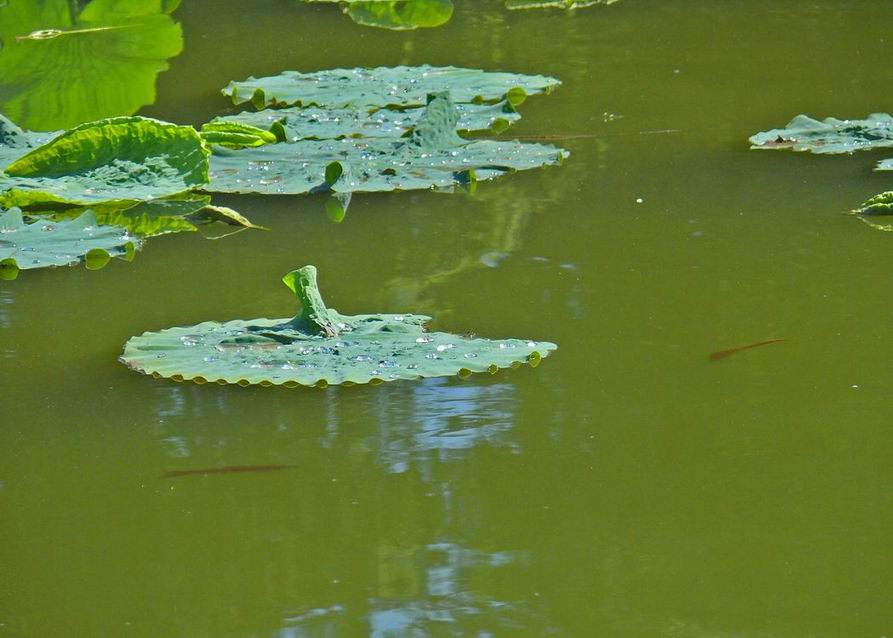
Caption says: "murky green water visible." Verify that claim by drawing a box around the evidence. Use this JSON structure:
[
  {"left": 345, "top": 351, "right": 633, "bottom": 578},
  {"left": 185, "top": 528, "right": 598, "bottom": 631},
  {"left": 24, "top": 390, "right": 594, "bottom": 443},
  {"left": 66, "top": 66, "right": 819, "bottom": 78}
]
[{"left": 3, "top": 1, "right": 893, "bottom": 636}]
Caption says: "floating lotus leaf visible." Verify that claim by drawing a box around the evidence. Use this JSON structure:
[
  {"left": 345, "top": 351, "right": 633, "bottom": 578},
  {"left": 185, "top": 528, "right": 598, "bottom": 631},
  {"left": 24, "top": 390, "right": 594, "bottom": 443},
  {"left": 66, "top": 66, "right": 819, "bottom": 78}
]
[
  {"left": 303, "top": 0, "right": 453, "bottom": 30},
  {"left": 0, "top": 0, "right": 183, "bottom": 131},
  {"left": 0, "top": 114, "right": 58, "bottom": 169},
  {"left": 506, "top": 0, "right": 616, "bottom": 8},
  {"left": 0, "top": 116, "right": 210, "bottom": 209},
  {"left": 0, "top": 208, "right": 136, "bottom": 280},
  {"left": 210, "top": 100, "right": 518, "bottom": 142},
  {"left": 119, "top": 265, "right": 556, "bottom": 387},
  {"left": 206, "top": 93, "right": 567, "bottom": 196},
  {"left": 749, "top": 114, "right": 893, "bottom": 154},
  {"left": 48, "top": 197, "right": 264, "bottom": 239},
  {"left": 342, "top": 0, "right": 453, "bottom": 29},
  {"left": 223, "top": 65, "right": 560, "bottom": 110}
]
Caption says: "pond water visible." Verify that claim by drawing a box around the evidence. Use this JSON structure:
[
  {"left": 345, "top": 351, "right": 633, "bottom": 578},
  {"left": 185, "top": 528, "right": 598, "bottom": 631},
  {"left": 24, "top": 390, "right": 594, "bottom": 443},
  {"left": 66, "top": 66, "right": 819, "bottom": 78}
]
[{"left": 2, "top": 1, "right": 893, "bottom": 636}]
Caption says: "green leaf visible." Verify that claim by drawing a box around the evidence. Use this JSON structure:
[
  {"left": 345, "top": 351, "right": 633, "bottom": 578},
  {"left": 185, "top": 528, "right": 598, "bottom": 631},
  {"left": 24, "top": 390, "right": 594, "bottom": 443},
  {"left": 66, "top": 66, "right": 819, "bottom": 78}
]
[
  {"left": 223, "top": 65, "right": 561, "bottom": 110},
  {"left": 206, "top": 93, "right": 567, "bottom": 196},
  {"left": 343, "top": 0, "right": 454, "bottom": 30},
  {"left": 0, "top": 116, "right": 210, "bottom": 209},
  {"left": 749, "top": 114, "right": 893, "bottom": 154},
  {"left": 0, "top": 114, "right": 59, "bottom": 169},
  {"left": 505, "top": 0, "right": 617, "bottom": 8},
  {"left": 199, "top": 121, "right": 278, "bottom": 149},
  {"left": 0, "top": 0, "right": 183, "bottom": 131},
  {"left": 119, "top": 265, "right": 556, "bottom": 387},
  {"left": 209, "top": 100, "right": 520, "bottom": 141},
  {"left": 48, "top": 196, "right": 264, "bottom": 239},
  {"left": 0, "top": 208, "right": 136, "bottom": 280},
  {"left": 851, "top": 190, "right": 893, "bottom": 216}
]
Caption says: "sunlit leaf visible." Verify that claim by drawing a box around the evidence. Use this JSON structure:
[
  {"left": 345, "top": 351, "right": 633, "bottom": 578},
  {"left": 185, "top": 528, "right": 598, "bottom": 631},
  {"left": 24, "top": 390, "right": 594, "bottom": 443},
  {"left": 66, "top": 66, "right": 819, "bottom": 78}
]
[
  {"left": 0, "top": 116, "right": 210, "bottom": 209},
  {"left": 0, "top": 0, "right": 183, "bottom": 131},
  {"left": 119, "top": 265, "right": 556, "bottom": 387}
]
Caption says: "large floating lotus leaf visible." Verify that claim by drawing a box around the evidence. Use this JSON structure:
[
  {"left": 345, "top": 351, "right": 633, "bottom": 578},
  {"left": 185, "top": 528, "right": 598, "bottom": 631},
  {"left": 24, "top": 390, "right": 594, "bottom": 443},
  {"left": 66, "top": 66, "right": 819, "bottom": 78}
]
[
  {"left": 119, "top": 266, "right": 556, "bottom": 387},
  {"left": 223, "top": 65, "right": 560, "bottom": 110},
  {"left": 749, "top": 114, "right": 893, "bottom": 154},
  {"left": 210, "top": 101, "right": 519, "bottom": 142},
  {"left": 0, "top": 208, "right": 136, "bottom": 280},
  {"left": 0, "top": 0, "right": 183, "bottom": 131},
  {"left": 206, "top": 93, "right": 567, "bottom": 195},
  {"left": 0, "top": 116, "right": 210, "bottom": 209},
  {"left": 506, "top": 0, "right": 616, "bottom": 7}
]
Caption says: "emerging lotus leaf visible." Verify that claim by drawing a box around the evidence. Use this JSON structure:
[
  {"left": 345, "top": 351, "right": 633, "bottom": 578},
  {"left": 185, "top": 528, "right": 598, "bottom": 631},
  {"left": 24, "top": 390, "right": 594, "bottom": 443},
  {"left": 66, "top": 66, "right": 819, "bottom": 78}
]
[
  {"left": 223, "top": 65, "right": 560, "bottom": 110},
  {"left": 0, "top": 116, "right": 210, "bottom": 209},
  {"left": 848, "top": 191, "right": 893, "bottom": 232},
  {"left": 0, "top": 208, "right": 136, "bottom": 280},
  {"left": 0, "top": 0, "right": 183, "bottom": 131},
  {"left": 209, "top": 100, "right": 519, "bottom": 142},
  {"left": 199, "top": 121, "right": 279, "bottom": 149},
  {"left": 206, "top": 93, "right": 567, "bottom": 196},
  {"left": 119, "top": 265, "right": 556, "bottom": 387},
  {"left": 749, "top": 113, "right": 893, "bottom": 154},
  {"left": 506, "top": 0, "right": 617, "bottom": 7}
]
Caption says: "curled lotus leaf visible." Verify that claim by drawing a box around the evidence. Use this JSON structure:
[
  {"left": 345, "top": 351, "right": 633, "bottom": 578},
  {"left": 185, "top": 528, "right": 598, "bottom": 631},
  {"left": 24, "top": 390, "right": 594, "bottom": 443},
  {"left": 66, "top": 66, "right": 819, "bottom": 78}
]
[
  {"left": 119, "top": 265, "right": 556, "bottom": 388},
  {"left": 749, "top": 113, "right": 893, "bottom": 154},
  {"left": 0, "top": 208, "right": 137, "bottom": 280},
  {"left": 206, "top": 93, "right": 567, "bottom": 196},
  {"left": 199, "top": 121, "right": 279, "bottom": 149},
  {"left": 209, "top": 100, "right": 519, "bottom": 142},
  {"left": 223, "top": 65, "right": 560, "bottom": 110},
  {"left": 0, "top": 116, "right": 210, "bottom": 209}
]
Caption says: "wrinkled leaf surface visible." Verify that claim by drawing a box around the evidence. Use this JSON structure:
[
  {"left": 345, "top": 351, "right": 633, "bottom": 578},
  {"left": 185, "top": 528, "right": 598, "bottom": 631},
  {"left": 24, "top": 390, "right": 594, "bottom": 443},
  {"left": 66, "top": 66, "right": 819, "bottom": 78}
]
[{"left": 0, "top": 116, "right": 210, "bottom": 209}]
